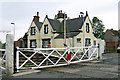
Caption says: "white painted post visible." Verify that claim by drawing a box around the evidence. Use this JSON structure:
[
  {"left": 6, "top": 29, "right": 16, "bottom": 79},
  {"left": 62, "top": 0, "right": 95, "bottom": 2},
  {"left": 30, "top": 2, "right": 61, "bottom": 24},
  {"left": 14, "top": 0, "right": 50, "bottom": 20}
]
[
  {"left": 88, "top": 47, "right": 91, "bottom": 58},
  {"left": 6, "top": 34, "right": 14, "bottom": 76},
  {"left": 16, "top": 47, "right": 19, "bottom": 72},
  {"left": 98, "top": 43, "right": 102, "bottom": 60},
  {"left": 100, "top": 43, "right": 102, "bottom": 59}
]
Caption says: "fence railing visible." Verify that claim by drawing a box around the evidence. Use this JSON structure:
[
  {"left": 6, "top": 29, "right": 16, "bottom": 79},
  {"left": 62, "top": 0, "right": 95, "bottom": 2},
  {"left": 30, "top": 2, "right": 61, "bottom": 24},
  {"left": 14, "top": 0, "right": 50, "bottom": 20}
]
[
  {"left": 16, "top": 46, "right": 98, "bottom": 71},
  {"left": 0, "top": 49, "right": 6, "bottom": 70}
]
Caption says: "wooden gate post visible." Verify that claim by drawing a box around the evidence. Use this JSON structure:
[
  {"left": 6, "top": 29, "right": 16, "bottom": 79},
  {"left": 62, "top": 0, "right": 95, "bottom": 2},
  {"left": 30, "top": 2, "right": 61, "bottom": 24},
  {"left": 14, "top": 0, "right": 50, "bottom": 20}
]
[{"left": 6, "top": 34, "right": 14, "bottom": 76}]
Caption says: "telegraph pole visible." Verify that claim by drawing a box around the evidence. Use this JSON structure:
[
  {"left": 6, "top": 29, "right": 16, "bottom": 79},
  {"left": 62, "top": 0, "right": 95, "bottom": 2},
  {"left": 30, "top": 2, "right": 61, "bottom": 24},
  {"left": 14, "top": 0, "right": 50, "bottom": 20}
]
[{"left": 64, "top": 12, "right": 67, "bottom": 47}]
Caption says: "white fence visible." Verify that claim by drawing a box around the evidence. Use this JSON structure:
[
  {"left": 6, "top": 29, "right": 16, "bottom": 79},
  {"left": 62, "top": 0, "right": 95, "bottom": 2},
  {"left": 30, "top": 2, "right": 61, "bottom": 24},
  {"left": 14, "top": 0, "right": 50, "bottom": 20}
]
[
  {"left": 16, "top": 46, "right": 99, "bottom": 71},
  {"left": 0, "top": 49, "right": 6, "bottom": 70}
]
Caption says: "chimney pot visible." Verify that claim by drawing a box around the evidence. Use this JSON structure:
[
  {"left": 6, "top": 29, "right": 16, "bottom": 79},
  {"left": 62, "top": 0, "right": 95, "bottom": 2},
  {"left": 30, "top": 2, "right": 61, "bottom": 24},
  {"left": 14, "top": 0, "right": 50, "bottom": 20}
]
[
  {"left": 58, "top": 10, "right": 60, "bottom": 13},
  {"left": 37, "top": 12, "right": 39, "bottom": 16},
  {"left": 80, "top": 12, "right": 84, "bottom": 17},
  {"left": 61, "top": 10, "right": 62, "bottom": 13}
]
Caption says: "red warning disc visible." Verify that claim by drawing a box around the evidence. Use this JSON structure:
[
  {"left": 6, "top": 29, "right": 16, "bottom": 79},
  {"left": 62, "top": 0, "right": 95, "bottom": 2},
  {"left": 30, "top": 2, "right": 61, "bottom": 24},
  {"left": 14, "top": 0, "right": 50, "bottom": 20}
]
[
  {"left": 67, "top": 53, "right": 71, "bottom": 60},
  {"left": 48, "top": 44, "right": 50, "bottom": 47}
]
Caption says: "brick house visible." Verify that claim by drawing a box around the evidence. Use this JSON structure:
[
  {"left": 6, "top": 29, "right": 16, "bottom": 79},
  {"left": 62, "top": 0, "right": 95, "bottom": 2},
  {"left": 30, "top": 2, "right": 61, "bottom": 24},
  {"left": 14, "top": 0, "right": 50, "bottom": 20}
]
[
  {"left": 104, "top": 29, "right": 120, "bottom": 52},
  {"left": 15, "top": 38, "right": 23, "bottom": 48}
]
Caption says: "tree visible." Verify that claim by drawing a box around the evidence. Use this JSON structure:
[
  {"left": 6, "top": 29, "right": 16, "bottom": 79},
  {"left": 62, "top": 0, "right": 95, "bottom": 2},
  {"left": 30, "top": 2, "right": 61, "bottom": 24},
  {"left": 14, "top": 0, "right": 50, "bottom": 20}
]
[
  {"left": 0, "top": 41, "right": 2, "bottom": 48},
  {"left": 2, "top": 43, "right": 6, "bottom": 49},
  {"left": 92, "top": 17, "right": 105, "bottom": 39},
  {"left": 0, "top": 41, "right": 6, "bottom": 49}
]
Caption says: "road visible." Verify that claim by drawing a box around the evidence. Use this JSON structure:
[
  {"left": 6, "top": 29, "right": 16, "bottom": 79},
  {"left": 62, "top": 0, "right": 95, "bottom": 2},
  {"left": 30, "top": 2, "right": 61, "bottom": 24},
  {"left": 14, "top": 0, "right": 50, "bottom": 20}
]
[{"left": 1, "top": 53, "right": 120, "bottom": 79}]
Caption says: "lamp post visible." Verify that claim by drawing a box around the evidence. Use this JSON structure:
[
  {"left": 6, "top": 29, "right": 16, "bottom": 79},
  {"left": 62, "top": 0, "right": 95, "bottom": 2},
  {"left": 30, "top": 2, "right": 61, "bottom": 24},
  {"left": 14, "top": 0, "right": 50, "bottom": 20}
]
[
  {"left": 11, "top": 23, "right": 15, "bottom": 41},
  {"left": 80, "top": 12, "right": 84, "bottom": 52}
]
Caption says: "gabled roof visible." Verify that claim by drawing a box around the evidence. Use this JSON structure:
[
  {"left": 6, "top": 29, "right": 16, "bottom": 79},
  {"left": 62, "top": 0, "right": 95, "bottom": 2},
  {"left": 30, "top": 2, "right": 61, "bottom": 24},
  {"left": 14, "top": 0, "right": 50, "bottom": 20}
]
[
  {"left": 106, "top": 29, "right": 120, "bottom": 37},
  {"left": 33, "top": 13, "right": 88, "bottom": 35},
  {"left": 34, "top": 21, "right": 43, "bottom": 31},
  {"left": 66, "top": 17, "right": 85, "bottom": 32},
  {"left": 47, "top": 18, "right": 61, "bottom": 32},
  {"left": 111, "top": 30, "right": 119, "bottom": 36},
  {"left": 46, "top": 16, "right": 86, "bottom": 33}
]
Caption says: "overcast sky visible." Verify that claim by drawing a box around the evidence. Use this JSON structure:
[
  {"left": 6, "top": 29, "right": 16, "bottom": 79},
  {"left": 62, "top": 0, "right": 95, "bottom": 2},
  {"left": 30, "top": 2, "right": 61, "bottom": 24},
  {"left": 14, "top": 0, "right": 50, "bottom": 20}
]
[{"left": 0, "top": 0, "right": 119, "bottom": 43}]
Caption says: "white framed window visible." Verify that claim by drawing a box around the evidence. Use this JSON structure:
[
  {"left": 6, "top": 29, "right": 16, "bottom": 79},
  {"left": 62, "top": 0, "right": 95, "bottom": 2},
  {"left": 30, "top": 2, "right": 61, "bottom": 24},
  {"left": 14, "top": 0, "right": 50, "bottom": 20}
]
[
  {"left": 30, "top": 40, "right": 36, "bottom": 48},
  {"left": 77, "top": 38, "right": 81, "bottom": 43},
  {"left": 85, "top": 38, "right": 91, "bottom": 46},
  {"left": 31, "top": 27, "right": 36, "bottom": 35},
  {"left": 42, "top": 39, "right": 50, "bottom": 48},
  {"left": 44, "top": 25, "right": 48, "bottom": 34},
  {"left": 86, "top": 23, "right": 89, "bottom": 33}
]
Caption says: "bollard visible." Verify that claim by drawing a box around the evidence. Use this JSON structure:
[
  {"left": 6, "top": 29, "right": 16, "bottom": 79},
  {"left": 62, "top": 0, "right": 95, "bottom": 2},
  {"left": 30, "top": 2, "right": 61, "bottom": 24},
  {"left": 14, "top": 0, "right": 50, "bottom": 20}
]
[{"left": 6, "top": 34, "right": 14, "bottom": 76}]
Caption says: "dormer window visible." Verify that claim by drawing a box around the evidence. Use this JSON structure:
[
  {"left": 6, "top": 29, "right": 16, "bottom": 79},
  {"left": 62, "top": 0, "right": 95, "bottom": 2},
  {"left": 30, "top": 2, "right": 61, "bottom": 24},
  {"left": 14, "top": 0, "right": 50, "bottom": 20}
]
[
  {"left": 44, "top": 25, "right": 48, "bottom": 34},
  {"left": 31, "top": 27, "right": 36, "bottom": 35},
  {"left": 86, "top": 23, "right": 89, "bottom": 33}
]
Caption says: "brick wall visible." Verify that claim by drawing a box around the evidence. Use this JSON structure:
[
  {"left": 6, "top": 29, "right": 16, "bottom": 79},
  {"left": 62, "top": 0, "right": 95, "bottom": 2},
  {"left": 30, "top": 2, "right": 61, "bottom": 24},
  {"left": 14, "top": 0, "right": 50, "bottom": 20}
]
[
  {"left": 105, "top": 41, "right": 118, "bottom": 53},
  {"left": 15, "top": 38, "right": 23, "bottom": 48}
]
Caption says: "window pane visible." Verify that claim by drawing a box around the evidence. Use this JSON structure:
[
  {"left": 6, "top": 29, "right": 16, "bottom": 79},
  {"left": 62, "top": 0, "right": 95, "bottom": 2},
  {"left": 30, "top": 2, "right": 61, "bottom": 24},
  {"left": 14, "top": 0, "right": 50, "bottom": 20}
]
[
  {"left": 44, "top": 25, "right": 48, "bottom": 34},
  {"left": 32, "top": 41, "right": 35, "bottom": 47},
  {"left": 30, "top": 40, "right": 36, "bottom": 48},
  {"left": 31, "top": 27, "right": 35, "bottom": 35},
  {"left": 85, "top": 38, "right": 91, "bottom": 46},
  {"left": 86, "top": 23, "right": 89, "bottom": 33},
  {"left": 77, "top": 38, "right": 81, "bottom": 43},
  {"left": 94, "top": 40, "right": 96, "bottom": 46}
]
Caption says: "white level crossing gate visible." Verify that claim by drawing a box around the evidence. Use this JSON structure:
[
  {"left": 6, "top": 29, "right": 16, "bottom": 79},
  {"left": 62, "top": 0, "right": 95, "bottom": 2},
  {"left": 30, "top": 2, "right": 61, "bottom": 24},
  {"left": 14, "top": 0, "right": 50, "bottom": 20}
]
[
  {"left": 0, "top": 49, "right": 6, "bottom": 70},
  {"left": 16, "top": 46, "right": 99, "bottom": 71}
]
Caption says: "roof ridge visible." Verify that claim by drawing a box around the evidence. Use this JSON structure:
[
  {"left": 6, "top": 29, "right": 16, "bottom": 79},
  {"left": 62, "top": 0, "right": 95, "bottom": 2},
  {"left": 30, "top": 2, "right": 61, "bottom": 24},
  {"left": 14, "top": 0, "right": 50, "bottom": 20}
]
[{"left": 67, "top": 17, "right": 82, "bottom": 20}]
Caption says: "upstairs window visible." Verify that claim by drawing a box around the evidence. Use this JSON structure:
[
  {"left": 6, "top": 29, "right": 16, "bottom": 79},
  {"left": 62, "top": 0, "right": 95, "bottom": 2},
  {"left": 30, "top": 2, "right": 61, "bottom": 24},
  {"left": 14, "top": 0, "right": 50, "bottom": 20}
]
[
  {"left": 31, "top": 27, "right": 36, "bottom": 35},
  {"left": 85, "top": 38, "right": 91, "bottom": 46},
  {"left": 44, "top": 25, "right": 48, "bottom": 34},
  {"left": 86, "top": 23, "right": 89, "bottom": 33},
  {"left": 30, "top": 40, "right": 36, "bottom": 48},
  {"left": 77, "top": 38, "right": 81, "bottom": 43}
]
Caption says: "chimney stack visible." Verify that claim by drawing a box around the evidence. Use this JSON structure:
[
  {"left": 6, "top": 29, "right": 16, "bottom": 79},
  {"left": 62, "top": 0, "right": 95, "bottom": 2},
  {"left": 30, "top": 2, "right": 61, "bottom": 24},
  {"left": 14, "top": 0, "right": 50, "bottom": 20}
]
[
  {"left": 33, "top": 12, "right": 40, "bottom": 22},
  {"left": 86, "top": 11, "right": 88, "bottom": 16}
]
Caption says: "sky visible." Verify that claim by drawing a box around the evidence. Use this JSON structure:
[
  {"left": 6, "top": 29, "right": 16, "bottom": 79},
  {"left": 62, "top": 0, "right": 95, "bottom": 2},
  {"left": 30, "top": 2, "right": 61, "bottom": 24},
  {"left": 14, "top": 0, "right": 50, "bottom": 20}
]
[{"left": 0, "top": 0, "right": 119, "bottom": 43}]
